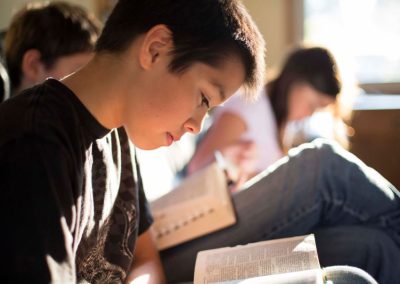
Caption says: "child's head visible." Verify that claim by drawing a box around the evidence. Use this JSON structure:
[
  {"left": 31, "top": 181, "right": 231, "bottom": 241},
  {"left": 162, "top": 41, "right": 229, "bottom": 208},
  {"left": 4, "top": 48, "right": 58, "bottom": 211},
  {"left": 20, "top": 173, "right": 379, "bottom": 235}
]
[
  {"left": 269, "top": 46, "right": 341, "bottom": 125},
  {"left": 96, "top": 0, "right": 265, "bottom": 98},
  {"left": 89, "top": 0, "right": 265, "bottom": 150},
  {"left": 4, "top": 1, "right": 101, "bottom": 93}
]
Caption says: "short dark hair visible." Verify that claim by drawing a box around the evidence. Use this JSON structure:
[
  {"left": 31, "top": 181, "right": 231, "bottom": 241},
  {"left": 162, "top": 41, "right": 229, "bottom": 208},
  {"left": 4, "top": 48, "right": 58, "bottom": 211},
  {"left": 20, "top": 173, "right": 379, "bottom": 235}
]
[
  {"left": 268, "top": 46, "right": 341, "bottom": 130},
  {"left": 4, "top": 1, "right": 101, "bottom": 90},
  {"left": 96, "top": 0, "right": 265, "bottom": 97}
]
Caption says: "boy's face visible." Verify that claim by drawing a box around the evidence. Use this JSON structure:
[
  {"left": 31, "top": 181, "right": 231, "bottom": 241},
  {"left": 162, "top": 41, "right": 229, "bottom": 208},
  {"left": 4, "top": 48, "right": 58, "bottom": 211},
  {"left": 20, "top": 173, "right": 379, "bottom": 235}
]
[{"left": 125, "top": 55, "right": 246, "bottom": 150}]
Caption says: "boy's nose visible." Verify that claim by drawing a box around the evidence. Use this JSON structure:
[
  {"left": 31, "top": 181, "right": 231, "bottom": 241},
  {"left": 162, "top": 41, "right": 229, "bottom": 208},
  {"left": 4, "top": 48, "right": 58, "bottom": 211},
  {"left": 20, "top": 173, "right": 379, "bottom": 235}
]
[
  {"left": 184, "top": 119, "right": 201, "bottom": 134},
  {"left": 184, "top": 112, "right": 206, "bottom": 134}
]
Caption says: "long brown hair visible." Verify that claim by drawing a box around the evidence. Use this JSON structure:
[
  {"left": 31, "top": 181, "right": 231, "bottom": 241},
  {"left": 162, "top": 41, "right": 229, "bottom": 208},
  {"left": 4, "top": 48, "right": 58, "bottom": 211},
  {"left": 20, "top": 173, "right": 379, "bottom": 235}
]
[{"left": 267, "top": 47, "right": 341, "bottom": 144}]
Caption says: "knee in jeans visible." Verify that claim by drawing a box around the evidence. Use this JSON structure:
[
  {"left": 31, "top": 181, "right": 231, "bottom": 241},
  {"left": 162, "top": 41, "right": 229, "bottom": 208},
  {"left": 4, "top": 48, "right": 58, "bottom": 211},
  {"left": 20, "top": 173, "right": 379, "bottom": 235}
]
[
  {"left": 313, "top": 138, "right": 338, "bottom": 150},
  {"left": 311, "top": 138, "right": 341, "bottom": 159},
  {"left": 288, "top": 138, "right": 338, "bottom": 160}
]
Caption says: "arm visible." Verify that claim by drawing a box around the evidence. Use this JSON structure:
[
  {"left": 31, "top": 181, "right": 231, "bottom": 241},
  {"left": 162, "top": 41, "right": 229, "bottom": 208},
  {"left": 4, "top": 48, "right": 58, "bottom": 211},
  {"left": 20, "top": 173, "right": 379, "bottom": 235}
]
[
  {"left": 188, "top": 112, "right": 258, "bottom": 181},
  {"left": 188, "top": 112, "right": 246, "bottom": 172},
  {"left": 125, "top": 229, "right": 166, "bottom": 284}
]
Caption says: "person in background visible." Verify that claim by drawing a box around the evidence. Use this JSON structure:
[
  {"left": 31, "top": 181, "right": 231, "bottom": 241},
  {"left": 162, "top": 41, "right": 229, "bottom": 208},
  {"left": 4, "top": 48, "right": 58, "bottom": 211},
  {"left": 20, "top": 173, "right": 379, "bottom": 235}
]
[
  {"left": 158, "top": 47, "right": 400, "bottom": 284},
  {"left": 3, "top": 1, "right": 101, "bottom": 96},
  {"left": 188, "top": 47, "right": 345, "bottom": 181},
  {"left": 162, "top": 136, "right": 400, "bottom": 284}
]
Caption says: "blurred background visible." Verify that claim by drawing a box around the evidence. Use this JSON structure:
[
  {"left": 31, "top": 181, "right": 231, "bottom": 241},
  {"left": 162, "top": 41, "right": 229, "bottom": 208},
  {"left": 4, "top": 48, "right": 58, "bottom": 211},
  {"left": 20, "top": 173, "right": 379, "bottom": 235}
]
[
  {"left": 2, "top": 0, "right": 398, "bottom": 90},
  {"left": 1, "top": 0, "right": 399, "bottom": 197}
]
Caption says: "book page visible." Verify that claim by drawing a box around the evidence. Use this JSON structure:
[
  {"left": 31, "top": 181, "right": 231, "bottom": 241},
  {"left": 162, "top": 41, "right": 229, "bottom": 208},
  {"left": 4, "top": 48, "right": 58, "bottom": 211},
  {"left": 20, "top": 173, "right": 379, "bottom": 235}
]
[
  {"left": 150, "top": 163, "right": 236, "bottom": 250},
  {"left": 194, "top": 235, "right": 321, "bottom": 284},
  {"left": 214, "top": 269, "right": 323, "bottom": 284}
]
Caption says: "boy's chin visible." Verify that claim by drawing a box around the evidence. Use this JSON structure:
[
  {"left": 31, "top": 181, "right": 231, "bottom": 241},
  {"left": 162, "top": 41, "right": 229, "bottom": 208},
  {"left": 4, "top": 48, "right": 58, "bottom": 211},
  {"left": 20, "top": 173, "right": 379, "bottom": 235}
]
[
  {"left": 133, "top": 143, "right": 161, "bottom": 151},
  {"left": 131, "top": 139, "right": 166, "bottom": 151},
  {"left": 137, "top": 145, "right": 164, "bottom": 150},
  {"left": 124, "top": 130, "right": 163, "bottom": 150}
]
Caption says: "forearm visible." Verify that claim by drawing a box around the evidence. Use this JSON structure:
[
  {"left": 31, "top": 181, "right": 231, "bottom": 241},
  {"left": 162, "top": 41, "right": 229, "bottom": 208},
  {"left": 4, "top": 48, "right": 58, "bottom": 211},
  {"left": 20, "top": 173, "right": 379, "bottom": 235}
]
[
  {"left": 125, "top": 230, "right": 166, "bottom": 284},
  {"left": 187, "top": 150, "right": 216, "bottom": 175},
  {"left": 126, "top": 258, "right": 165, "bottom": 284}
]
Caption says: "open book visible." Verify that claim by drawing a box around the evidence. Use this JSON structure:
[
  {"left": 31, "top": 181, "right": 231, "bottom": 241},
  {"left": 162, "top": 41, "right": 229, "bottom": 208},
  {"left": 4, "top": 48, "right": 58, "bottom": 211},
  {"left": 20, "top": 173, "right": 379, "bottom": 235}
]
[
  {"left": 150, "top": 162, "right": 236, "bottom": 250},
  {"left": 194, "top": 234, "right": 324, "bottom": 284}
]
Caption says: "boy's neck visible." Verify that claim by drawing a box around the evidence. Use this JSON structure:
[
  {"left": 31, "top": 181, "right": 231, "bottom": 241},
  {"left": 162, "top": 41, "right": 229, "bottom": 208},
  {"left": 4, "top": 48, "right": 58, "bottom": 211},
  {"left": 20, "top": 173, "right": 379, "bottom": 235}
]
[{"left": 62, "top": 52, "right": 140, "bottom": 131}]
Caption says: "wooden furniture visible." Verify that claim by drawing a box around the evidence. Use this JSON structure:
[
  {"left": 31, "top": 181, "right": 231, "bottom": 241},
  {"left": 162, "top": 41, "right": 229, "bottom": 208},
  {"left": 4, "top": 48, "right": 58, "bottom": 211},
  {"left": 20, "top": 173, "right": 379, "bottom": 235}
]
[{"left": 350, "top": 95, "right": 400, "bottom": 188}]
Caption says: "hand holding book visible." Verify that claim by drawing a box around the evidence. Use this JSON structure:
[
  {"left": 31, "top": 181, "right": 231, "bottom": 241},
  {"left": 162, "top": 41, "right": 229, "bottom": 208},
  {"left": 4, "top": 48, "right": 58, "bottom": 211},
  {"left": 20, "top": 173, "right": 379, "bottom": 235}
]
[{"left": 150, "top": 162, "right": 236, "bottom": 250}]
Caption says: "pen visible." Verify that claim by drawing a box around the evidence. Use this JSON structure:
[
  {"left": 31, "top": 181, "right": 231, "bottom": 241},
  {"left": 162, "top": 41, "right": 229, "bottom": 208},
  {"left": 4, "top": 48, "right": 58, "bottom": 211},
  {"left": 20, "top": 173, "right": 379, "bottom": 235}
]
[{"left": 214, "top": 150, "right": 236, "bottom": 187}]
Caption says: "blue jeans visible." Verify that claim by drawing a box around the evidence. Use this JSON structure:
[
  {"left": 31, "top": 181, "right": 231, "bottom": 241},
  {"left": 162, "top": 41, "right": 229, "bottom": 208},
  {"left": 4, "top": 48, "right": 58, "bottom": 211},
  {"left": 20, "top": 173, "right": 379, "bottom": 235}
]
[{"left": 160, "top": 139, "right": 400, "bottom": 283}]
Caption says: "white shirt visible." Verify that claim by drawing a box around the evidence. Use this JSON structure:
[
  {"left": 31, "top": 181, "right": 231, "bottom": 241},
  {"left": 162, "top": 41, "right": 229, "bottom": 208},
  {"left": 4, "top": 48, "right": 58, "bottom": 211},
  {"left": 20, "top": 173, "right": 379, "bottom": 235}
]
[{"left": 213, "top": 88, "right": 284, "bottom": 172}]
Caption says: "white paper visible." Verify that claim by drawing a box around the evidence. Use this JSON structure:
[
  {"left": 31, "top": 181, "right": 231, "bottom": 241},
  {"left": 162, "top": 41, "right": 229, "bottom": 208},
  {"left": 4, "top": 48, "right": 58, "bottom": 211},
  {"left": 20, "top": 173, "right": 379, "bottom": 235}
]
[{"left": 194, "top": 235, "right": 321, "bottom": 284}]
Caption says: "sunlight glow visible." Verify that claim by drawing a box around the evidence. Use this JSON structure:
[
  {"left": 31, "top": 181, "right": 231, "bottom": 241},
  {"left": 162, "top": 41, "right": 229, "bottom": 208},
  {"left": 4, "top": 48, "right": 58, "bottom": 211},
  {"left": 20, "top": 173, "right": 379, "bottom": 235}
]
[
  {"left": 304, "top": 0, "right": 400, "bottom": 84},
  {"left": 130, "top": 274, "right": 150, "bottom": 284}
]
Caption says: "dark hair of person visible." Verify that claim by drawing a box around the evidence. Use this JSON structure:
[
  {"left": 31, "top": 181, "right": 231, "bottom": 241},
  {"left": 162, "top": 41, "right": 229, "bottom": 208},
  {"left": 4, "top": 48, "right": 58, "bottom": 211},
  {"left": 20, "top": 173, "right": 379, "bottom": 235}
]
[
  {"left": 96, "top": 0, "right": 265, "bottom": 96},
  {"left": 267, "top": 46, "right": 341, "bottom": 131},
  {"left": 4, "top": 1, "right": 101, "bottom": 90}
]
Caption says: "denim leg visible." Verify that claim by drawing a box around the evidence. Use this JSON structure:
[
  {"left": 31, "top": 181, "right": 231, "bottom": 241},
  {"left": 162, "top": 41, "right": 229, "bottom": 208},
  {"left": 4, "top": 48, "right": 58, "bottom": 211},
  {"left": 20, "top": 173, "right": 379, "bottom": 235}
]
[
  {"left": 161, "top": 139, "right": 400, "bottom": 283},
  {"left": 232, "top": 138, "right": 400, "bottom": 242},
  {"left": 314, "top": 226, "right": 400, "bottom": 283}
]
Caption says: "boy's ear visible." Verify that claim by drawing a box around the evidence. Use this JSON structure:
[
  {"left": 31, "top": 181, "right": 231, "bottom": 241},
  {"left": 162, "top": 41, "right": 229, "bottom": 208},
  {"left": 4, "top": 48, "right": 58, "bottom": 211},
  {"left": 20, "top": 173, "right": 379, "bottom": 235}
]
[
  {"left": 21, "top": 49, "right": 46, "bottom": 85},
  {"left": 139, "top": 24, "right": 173, "bottom": 70}
]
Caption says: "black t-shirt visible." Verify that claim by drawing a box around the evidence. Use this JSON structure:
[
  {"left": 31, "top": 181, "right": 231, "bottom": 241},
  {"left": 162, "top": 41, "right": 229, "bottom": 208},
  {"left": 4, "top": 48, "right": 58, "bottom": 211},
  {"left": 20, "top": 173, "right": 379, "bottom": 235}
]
[{"left": 0, "top": 79, "right": 153, "bottom": 283}]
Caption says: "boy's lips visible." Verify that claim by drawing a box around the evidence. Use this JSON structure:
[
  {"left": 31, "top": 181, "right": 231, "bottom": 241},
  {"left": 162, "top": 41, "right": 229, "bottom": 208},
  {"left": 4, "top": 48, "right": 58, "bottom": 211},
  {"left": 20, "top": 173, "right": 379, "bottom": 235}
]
[{"left": 166, "top": 132, "right": 181, "bottom": 146}]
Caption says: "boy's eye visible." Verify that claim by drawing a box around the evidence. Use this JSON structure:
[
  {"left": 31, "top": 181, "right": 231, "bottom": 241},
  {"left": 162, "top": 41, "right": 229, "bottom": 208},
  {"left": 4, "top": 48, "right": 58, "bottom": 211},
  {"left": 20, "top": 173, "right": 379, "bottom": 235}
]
[{"left": 201, "top": 93, "right": 210, "bottom": 109}]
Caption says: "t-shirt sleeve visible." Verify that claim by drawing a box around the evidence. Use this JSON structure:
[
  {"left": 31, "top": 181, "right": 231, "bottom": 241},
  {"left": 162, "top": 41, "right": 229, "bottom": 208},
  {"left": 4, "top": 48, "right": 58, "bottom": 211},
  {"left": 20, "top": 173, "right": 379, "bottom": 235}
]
[
  {"left": 0, "top": 136, "right": 76, "bottom": 282},
  {"left": 212, "top": 90, "right": 283, "bottom": 171}
]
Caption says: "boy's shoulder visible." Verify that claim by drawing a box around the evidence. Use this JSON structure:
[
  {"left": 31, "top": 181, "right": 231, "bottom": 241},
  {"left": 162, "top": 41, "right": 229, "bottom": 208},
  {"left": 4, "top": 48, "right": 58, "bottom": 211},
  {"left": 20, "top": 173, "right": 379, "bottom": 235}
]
[{"left": 0, "top": 79, "right": 102, "bottom": 149}]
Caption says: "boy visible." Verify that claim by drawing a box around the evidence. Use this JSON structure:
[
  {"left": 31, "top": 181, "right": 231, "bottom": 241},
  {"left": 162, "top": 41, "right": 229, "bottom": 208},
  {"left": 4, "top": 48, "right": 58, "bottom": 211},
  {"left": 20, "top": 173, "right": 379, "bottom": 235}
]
[
  {"left": 1, "top": 1, "right": 393, "bottom": 283},
  {"left": 0, "top": 0, "right": 264, "bottom": 283},
  {"left": 4, "top": 1, "right": 100, "bottom": 95}
]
